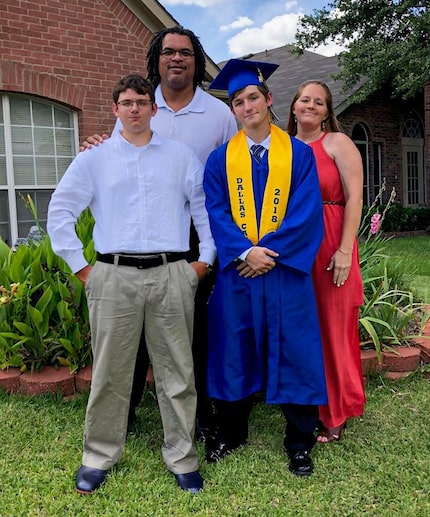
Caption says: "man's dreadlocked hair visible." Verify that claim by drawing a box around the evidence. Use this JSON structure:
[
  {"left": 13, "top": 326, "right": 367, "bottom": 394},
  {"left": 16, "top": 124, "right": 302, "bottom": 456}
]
[{"left": 146, "top": 26, "right": 206, "bottom": 90}]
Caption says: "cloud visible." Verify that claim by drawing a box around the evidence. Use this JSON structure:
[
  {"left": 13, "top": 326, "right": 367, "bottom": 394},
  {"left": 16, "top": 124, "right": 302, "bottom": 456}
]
[
  {"left": 161, "top": 0, "right": 221, "bottom": 6},
  {"left": 220, "top": 16, "right": 253, "bottom": 33},
  {"left": 312, "top": 41, "right": 348, "bottom": 57},
  {"left": 300, "top": 8, "right": 350, "bottom": 56},
  {"left": 226, "top": 10, "right": 347, "bottom": 58},
  {"left": 227, "top": 13, "right": 300, "bottom": 57}
]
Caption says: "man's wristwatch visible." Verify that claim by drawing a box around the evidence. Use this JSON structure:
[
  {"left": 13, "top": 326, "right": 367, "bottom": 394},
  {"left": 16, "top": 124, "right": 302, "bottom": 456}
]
[{"left": 204, "top": 262, "right": 213, "bottom": 276}]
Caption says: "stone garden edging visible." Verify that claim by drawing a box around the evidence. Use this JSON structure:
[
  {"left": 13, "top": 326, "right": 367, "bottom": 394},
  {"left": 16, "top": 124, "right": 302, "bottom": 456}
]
[
  {"left": 361, "top": 317, "right": 430, "bottom": 379},
  {"left": 0, "top": 364, "right": 92, "bottom": 397}
]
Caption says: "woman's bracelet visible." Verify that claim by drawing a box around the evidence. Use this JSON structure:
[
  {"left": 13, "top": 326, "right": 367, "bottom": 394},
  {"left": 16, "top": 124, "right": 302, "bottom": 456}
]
[{"left": 337, "top": 247, "right": 352, "bottom": 255}]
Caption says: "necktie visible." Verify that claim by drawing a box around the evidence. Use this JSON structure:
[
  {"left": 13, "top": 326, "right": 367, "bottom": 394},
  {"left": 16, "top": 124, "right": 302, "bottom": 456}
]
[{"left": 251, "top": 144, "right": 265, "bottom": 164}]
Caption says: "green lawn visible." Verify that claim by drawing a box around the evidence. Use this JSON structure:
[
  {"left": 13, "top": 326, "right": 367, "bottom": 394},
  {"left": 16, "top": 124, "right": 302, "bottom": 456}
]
[
  {"left": 2, "top": 371, "right": 430, "bottom": 516},
  {"left": 1, "top": 234, "right": 430, "bottom": 516},
  {"left": 382, "top": 235, "right": 430, "bottom": 301}
]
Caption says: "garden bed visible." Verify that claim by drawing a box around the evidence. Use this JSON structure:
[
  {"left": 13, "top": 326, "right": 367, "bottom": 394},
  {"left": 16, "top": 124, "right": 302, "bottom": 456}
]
[{"left": 2, "top": 318, "right": 429, "bottom": 396}]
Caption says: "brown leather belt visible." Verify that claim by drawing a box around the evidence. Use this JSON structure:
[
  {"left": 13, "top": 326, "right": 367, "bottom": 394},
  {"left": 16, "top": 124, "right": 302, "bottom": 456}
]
[
  {"left": 96, "top": 252, "right": 187, "bottom": 269},
  {"left": 323, "top": 201, "right": 344, "bottom": 206}
]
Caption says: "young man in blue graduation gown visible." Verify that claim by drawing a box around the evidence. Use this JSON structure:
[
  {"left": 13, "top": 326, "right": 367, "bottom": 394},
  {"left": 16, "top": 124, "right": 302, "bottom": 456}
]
[{"left": 203, "top": 59, "right": 327, "bottom": 476}]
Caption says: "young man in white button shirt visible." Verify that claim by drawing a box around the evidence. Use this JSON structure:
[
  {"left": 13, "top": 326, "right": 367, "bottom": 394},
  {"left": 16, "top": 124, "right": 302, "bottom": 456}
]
[{"left": 48, "top": 74, "right": 216, "bottom": 495}]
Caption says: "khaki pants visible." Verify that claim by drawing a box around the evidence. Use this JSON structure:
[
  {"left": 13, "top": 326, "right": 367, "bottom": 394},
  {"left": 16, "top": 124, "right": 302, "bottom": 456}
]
[{"left": 82, "top": 259, "right": 199, "bottom": 474}]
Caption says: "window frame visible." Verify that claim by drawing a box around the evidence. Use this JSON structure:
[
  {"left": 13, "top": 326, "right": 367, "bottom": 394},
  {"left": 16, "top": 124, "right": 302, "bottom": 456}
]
[
  {"left": 402, "top": 112, "right": 425, "bottom": 207},
  {"left": 0, "top": 93, "right": 79, "bottom": 246},
  {"left": 351, "top": 123, "right": 370, "bottom": 205}
]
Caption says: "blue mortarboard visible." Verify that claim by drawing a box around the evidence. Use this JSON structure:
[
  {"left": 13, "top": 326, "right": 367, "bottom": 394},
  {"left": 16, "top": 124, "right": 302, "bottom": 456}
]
[{"left": 208, "top": 58, "right": 279, "bottom": 97}]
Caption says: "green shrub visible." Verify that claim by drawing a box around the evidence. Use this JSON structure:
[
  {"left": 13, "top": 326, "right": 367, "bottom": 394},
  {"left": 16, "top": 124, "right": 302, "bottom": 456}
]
[
  {"left": 0, "top": 200, "right": 95, "bottom": 373},
  {"left": 363, "top": 202, "right": 430, "bottom": 232},
  {"left": 359, "top": 267, "right": 429, "bottom": 360},
  {"left": 358, "top": 182, "right": 429, "bottom": 356}
]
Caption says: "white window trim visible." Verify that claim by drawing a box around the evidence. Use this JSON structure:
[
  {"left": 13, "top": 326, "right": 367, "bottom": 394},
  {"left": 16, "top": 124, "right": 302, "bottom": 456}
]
[{"left": 1, "top": 94, "right": 79, "bottom": 245}]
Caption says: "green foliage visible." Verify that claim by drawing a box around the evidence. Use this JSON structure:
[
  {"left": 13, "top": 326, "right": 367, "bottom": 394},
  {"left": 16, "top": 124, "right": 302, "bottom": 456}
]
[
  {"left": 358, "top": 183, "right": 429, "bottom": 355},
  {"left": 76, "top": 208, "right": 96, "bottom": 264},
  {"left": 359, "top": 267, "right": 429, "bottom": 360},
  {"left": 0, "top": 237, "right": 12, "bottom": 263},
  {"left": 358, "top": 179, "right": 393, "bottom": 280},
  {"left": 294, "top": 1, "right": 430, "bottom": 101},
  {"left": 0, "top": 206, "right": 95, "bottom": 373},
  {"left": 376, "top": 203, "right": 430, "bottom": 232}
]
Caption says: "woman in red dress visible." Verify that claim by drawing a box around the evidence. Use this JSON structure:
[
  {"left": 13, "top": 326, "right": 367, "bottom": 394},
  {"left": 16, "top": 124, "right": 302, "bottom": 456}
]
[{"left": 287, "top": 81, "right": 365, "bottom": 442}]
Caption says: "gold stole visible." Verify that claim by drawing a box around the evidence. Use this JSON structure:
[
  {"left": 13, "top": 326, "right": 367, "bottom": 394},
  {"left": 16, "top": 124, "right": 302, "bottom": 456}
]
[{"left": 226, "top": 125, "right": 292, "bottom": 244}]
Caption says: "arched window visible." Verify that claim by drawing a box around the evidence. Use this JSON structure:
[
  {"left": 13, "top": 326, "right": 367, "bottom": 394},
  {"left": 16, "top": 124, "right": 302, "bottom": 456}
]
[
  {"left": 0, "top": 94, "right": 78, "bottom": 245},
  {"left": 403, "top": 114, "right": 424, "bottom": 138}
]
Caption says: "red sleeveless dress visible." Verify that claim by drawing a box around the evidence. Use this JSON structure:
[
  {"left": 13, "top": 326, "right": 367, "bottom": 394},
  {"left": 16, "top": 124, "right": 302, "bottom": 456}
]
[{"left": 309, "top": 134, "right": 365, "bottom": 428}]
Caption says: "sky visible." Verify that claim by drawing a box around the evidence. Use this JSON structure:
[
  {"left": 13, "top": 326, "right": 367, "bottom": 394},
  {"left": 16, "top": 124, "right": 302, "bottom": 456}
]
[{"left": 158, "top": 0, "right": 346, "bottom": 64}]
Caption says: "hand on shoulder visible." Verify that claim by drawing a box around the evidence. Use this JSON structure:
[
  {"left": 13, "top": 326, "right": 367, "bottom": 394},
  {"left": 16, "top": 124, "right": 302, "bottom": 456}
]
[{"left": 79, "top": 133, "right": 110, "bottom": 152}]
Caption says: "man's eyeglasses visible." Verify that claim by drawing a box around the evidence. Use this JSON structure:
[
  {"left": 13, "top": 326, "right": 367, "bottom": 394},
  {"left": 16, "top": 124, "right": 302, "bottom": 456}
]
[
  {"left": 160, "top": 48, "right": 195, "bottom": 59},
  {"left": 116, "top": 100, "right": 154, "bottom": 108}
]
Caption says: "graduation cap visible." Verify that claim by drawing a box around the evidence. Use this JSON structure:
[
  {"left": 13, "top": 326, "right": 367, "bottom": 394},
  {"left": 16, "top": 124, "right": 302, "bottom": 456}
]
[{"left": 209, "top": 58, "right": 279, "bottom": 120}]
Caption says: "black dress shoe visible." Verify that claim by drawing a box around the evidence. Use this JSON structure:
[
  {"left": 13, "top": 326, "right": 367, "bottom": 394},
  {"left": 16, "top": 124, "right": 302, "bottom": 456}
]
[
  {"left": 196, "top": 425, "right": 214, "bottom": 443},
  {"left": 288, "top": 450, "right": 313, "bottom": 477},
  {"left": 195, "top": 419, "right": 216, "bottom": 443},
  {"left": 174, "top": 470, "right": 203, "bottom": 494},
  {"left": 205, "top": 437, "right": 246, "bottom": 463},
  {"left": 75, "top": 465, "right": 107, "bottom": 494}
]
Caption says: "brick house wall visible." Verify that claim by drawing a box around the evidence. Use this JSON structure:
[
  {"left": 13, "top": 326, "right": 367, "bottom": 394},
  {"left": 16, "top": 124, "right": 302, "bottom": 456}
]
[
  {"left": 339, "top": 88, "right": 426, "bottom": 206},
  {"left": 0, "top": 0, "right": 155, "bottom": 138}
]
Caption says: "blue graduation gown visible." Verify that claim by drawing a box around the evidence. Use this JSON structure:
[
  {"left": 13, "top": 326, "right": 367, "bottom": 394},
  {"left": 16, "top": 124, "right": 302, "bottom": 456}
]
[{"left": 203, "top": 134, "right": 328, "bottom": 405}]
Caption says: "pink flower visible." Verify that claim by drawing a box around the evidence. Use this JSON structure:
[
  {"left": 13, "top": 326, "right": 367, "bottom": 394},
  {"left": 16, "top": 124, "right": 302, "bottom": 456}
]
[{"left": 370, "top": 213, "right": 381, "bottom": 234}]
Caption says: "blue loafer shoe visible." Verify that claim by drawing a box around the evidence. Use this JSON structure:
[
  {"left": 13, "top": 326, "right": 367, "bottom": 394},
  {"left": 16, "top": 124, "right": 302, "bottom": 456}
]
[
  {"left": 174, "top": 470, "right": 203, "bottom": 494},
  {"left": 75, "top": 465, "right": 107, "bottom": 494}
]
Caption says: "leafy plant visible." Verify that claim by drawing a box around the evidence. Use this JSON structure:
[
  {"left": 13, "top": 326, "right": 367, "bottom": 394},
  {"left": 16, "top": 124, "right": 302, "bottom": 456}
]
[
  {"left": 358, "top": 181, "right": 429, "bottom": 356},
  {"left": 359, "top": 267, "right": 429, "bottom": 360},
  {"left": 0, "top": 197, "right": 95, "bottom": 373},
  {"left": 358, "top": 179, "right": 395, "bottom": 279}
]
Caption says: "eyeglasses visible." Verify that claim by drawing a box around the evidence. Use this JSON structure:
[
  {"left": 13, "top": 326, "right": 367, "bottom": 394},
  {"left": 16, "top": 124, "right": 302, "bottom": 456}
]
[
  {"left": 160, "top": 48, "right": 195, "bottom": 59},
  {"left": 116, "top": 100, "right": 153, "bottom": 108}
]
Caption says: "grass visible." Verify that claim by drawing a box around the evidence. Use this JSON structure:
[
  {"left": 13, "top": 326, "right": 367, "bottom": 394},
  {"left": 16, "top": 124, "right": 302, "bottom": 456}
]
[
  {"left": 2, "top": 371, "right": 430, "bottom": 516},
  {"left": 381, "top": 235, "right": 430, "bottom": 301},
  {"left": 1, "top": 235, "right": 430, "bottom": 516}
]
